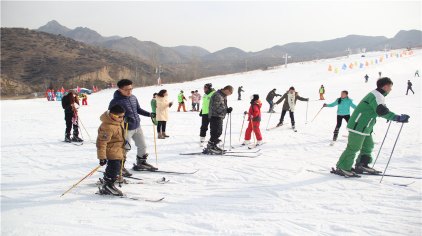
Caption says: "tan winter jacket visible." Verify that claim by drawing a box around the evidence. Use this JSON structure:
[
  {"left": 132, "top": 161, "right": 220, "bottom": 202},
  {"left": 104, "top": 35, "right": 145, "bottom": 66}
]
[
  {"left": 156, "top": 96, "right": 171, "bottom": 121},
  {"left": 96, "top": 111, "right": 126, "bottom": 160}
]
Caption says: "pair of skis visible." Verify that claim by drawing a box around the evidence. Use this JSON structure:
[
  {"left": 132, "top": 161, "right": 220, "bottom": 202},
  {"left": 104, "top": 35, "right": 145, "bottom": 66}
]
[
  {"left": 180, "top": 148, "right": 261, "bottom": 158},
  {"left": 266, "top": 124, "right": 297, "bottom": 132}
]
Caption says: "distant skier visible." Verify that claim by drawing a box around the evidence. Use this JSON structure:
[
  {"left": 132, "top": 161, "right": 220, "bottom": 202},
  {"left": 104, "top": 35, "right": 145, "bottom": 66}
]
[
  {"left": 150, "top": 93, "right": 158, "bottom": 125},
  {"left": 266, "top": 89, "right": 281, "bottom": 113},
  {"left": 193, "top": 90, "right": 201, "bottom": 111},
  {"left": 189, "top": 91, "right": 195, "bottom": 111},
  {"left": 238, "top": 86, "right": 244, "bottom": 100},
  {"left": 243, "top": 94, "right": 263, "bottom": 146},
  {"left": 406, "top": 80, "right": 415, "bottom": 95},
  {"left": 415, "top": 70, "right": 419, "bottom": 77},
  {"left": 334, "top": 77, "right": 410, "bottom": 177},
  {"left": 364, "top": 74, "right": 369, "bottom": 83},
  {"left": 177, "top": 90, "right": 187, "bottom": 112},
  {"left": 319, "top": 85, "right": 325, "bottom": 100},
  {"left": 199, "top": 83, "right": 216, "bottom": 145},
  {"left": 205, "top": 85, "right": 233, "bottom": 154},
  {"left": 275, "top": 87, "right": 309, "bottom": 129},
  {"left": 378, "top": 71, "right": 382, "bottom": 78},
  {"left": 155, "top": 89, "right": 173, "bottom": 139},
  {"left": 323, "top": 91, "right": 357, "bottom": 141},
  {"left": 81, "top": 93, "right": 88, "bottom": 105},
  {"left": 62, "top": 91, "right": 83, "bottom": 143},
  {"left": 96, "top": 104, "right": 126, "bottom": 196}
]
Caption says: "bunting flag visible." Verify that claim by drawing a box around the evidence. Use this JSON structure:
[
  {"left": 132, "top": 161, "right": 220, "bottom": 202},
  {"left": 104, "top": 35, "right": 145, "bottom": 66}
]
[
  {"left": 354, "top": 61, "right": 358, "bottom": 66},
  {"left": 359, "top": 63, "right": 364, "bottom": 68},
  {"left": 342, "top": 64, "right": 347, "bottom": 70},
  {"left": 328, "top": 65, "right": 333, "bottom": 71},
  {"left": 334, "top": 68, "right": 339, "bottom": 73},
  {"left": 349, "top": 63, "right": 353, "bottom": 69},
  {"left": 365, "top": 61, "right": 369, "bottom": 66},
  {"left": 375, "top": 59, "right": 378, "bottom": 64}
]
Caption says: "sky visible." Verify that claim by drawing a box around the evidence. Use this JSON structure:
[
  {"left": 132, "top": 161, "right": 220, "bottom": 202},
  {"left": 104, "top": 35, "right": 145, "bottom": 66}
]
[{"left": 1, "top": 1, "right": 421, "bottom": 52}]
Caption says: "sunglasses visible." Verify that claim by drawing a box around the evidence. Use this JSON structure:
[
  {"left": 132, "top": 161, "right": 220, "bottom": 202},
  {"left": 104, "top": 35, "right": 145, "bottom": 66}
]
[{"left": 110, "top": 113, "right": 124, "bottom": 119}]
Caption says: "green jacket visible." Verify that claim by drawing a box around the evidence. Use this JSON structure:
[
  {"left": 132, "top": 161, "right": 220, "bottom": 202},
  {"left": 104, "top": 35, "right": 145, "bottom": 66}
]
[
  {"left": 201, "top": 90, "right": 216, "bottom": 115},
  {"left": 347, "top": 89, "right": 396, "bottom": 136},
  {"left": 319, "top": 87, "right": 325, "bottom": 94},
  {"left": 178, "top": 93, "right": 186, "bottom": 103},
  {"left": 151, "top": 98, "right": 157, "bottom": 113}
]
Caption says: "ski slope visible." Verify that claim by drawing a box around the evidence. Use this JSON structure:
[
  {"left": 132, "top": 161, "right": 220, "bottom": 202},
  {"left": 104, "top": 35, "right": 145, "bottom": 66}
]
[{"left": 1, "top": 50, "right": 421, "bottom": 236}]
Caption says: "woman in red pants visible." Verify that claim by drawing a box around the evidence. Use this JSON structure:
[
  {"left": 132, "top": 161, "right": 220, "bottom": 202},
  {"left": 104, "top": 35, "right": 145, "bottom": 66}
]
[{"left": 243, "top": 94, "right": 263, "bottom": 146}]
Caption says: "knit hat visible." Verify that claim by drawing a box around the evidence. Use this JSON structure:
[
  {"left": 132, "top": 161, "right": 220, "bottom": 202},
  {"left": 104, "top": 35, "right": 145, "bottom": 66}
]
[
  {"left": 289, "top": 87, "right": 295, "bottom": 91},
  {"left": 204, "top": 83, "right": 212, "bottom": 89},
  {"left": 377, "top": 77, "right": 393, "bottom": 88}
]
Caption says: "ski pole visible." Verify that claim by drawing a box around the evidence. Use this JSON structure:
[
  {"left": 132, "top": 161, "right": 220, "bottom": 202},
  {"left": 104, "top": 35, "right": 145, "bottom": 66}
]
[
  {"left": 239, "top": 113, "right": 247, "bottom": 142},
  {"left": 305, "top": 101, "right": 309, "bottom": 124},
  {"left": 78, "top": 116, "right": 92, "bottom": 142},
  {"left": 152, "top": 119, "right": 158, "bottom": 167},
  {"left": 61, "top": 165, "right": 101, "bottom": 197},
  {"left": 372, "top": 121, "right": 392, "bottom": 168},
  {"left": 380, "top": 123, "right": 405, "bottom": 183},
  {"left": 266, "top": 105, "right": 276, "bottom": 130},
  {"left": 311, "top": 107, "right": 324, "bottom": 122},
  {"left": 229, "top": 113, "right": 232, "bottom": 150},
  {"left": 222, "top": 114, "right": 229, "bottom": 151}
]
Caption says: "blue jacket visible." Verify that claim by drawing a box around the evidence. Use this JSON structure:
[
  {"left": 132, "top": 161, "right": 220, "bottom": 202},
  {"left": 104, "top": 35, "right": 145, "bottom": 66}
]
[
  {"left": 326, "top": 97, "right": 357, "bottom": 116},
  {"left": 108, "top": 90, "right": 151, "bottom": 130}
]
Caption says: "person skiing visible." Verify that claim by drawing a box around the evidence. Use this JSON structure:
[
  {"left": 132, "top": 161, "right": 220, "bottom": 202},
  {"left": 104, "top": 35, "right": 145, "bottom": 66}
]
[
  {"left": 275, "top": 87, "right": 309, "bottom": 129},
  {"left": 406, "top": 80, "right": 415, "bottom": 95},
  {"left": 189, "top": 91, "right": 195, "bottom": 111},
  {"left": 334, "top": 77, "right": 410, "bottom": 177},
  {"left": 96, "top": 104, "right": 127, "bottom": 196},
  {"left": 108, "top": 79, "right": 157, "bottom": 175},
  {"left": 238, "top": 86, "right": 244, "bottom": 100},
  {"left": 364, "top": 74, "right": 369, "bottom": 83},
  {"left": 81, "top": 93, "right": 88, "bottom": 105},
  {"left": 378, "top": 71, "right": 382, "bottom": 78},
  {"left": 177, "top": 90, "right": 187, "bottom": 112},
  {"left": 199, "top": 83, "right": 216, "bottom": 145},
  {"left": 205, "top": 85, "right": 233, "bottom": 154},
  {"left": 243, "top": 94, "right": 263, "bottom": 146},
  {"left": 156, "top": 89, "right": 173, "bottom": 139},
  {"left": 194, "top": 90, "right": 201, "bottom": 111},
  {"left": 266, "top": 89, "right": 281, "bottom": 113},
  {"left": 319, "top": 85, "right": 325, "bottom": 100},
  {"left": 323, "top": 91, "right": 357, "bottom": 141},
  {"left": 151, "top": 93, "right": 158, "bottom": 125},
  {"left": 62, "top": 91, "right": 83, "bottom": 142},
  {"left": 415, "top": 70, "right": 420, "bottom": 77}
]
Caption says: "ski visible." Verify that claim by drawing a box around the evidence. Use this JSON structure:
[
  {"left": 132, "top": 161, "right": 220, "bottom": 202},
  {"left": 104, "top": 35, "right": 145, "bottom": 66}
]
[
  {"left": 60, "top": 140, "right": 83, "bottom": 146},
  {"left": 96, "top": 173, "right": 169, "bottom": 184},
  {"left": 179, "top": 152, "right": 260, "bottom": 158},
  {"left": 96, "top": 190, "right": 164, "bottom": 202},
  {"left": 248, "top": 143, "right": 265, "bottom": 149},
  {"left": 134, "top": 169, "right": 199, "bottom": 175},
  {"left": 307, "top": 169, "right": 421, "bottom": 181}
]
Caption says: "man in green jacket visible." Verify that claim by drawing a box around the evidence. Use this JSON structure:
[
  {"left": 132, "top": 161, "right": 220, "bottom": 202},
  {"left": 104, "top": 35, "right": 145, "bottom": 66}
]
[
  {"left": 335, "top": 77, "right": 410, "bottom": 177},
  {"left": 199, "top": 83, "right": 216, "bottom": 145},
  {"left": 177, "top": 90, "right": 187, "bottom": 112}
]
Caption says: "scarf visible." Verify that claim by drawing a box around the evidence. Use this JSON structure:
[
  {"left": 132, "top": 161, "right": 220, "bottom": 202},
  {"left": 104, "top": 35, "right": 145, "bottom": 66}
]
[{"left": 288, "top": 92, "right": 296, "bottom": 111}]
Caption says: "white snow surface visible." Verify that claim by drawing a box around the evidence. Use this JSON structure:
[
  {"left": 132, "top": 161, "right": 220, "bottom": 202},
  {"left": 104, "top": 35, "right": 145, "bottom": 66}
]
[{"left": 2, "top": 50, "right": 421, "bottom": 236}]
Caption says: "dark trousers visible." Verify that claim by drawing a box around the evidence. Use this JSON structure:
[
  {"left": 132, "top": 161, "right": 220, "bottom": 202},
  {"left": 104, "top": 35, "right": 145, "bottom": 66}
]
[
  {"left": 334, "top": 115, "right": 350, "bottom": 135},
  {"left": 267, "top": 100, "right": 274, "bottom": 111},
  {"left": 200, "top": 115, "right": 211, "bottom": 137},
  {"left": 280, "top": 110, "right": 295, "bottom": 125},
  {"left": 406, "top": 87, "right": 415, "bottom": 95},
  {"left": 65, "top": 112, "right": 79, "bottom": 136},
  {"left": 157, "top": 121, "right": 167, "bottom": 133},
  {"left": 238, "top": 92, "right": 241, "bottom": 100},
  {"left": 105, "top": 160, "right": 122, "bottom": 181},
  {"left": 209, "top": 116, "right": 223, "bottom": 144}
]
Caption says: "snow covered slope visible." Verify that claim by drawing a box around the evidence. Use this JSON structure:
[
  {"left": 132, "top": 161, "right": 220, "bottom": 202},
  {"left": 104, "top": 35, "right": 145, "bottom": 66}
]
[{"left": 2, "top": 50, "right": 421, "bottom": 236}]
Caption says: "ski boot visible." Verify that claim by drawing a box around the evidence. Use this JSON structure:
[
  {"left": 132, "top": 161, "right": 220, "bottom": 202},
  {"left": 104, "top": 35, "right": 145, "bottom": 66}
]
[
  {"left": 242, "top": 140, "right": 250, "bottom": 146},
  {"left": 64, "top": 133, "right": 71, "bottom": 143},
  {"left": 203, "top": 141, "right": 225, "bottom": 155},
  {"left": 163, "top": 132, "right": 170, "bottom": 138},
  {"left": 121, "top": 159, "right": 132, "bottom": 177},
  {"left": 200, "top": 137, "right": 206, "bottom": 144},
  {"left": 99, "top": 176, "right": 123, "bottom": 196},
  {"left": 354, "top": 155, "right": 381, "bottom": 174},
  {"left": 276, "top": 121, "right": 283, "bottom": 127},
  {"left": 71, "top": 135, "right": 83, "bottom": 142},
  {"left": 332, "top": 167, "right": 360, "bottom": 178},
  {"left": 132, "top": 154, "right": 158, "bottom": 171},
  {"left": 256, "top": 140, "right": 264, "bottom": 146}
]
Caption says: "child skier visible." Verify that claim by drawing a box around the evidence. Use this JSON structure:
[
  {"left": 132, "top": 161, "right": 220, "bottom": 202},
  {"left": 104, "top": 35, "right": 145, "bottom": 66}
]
[
  {"left": 243, "top": 94, "right": 263, "bottom": 146},
  {"left": 275, "top": 87, "right": 309, "bottom": 129},
  {"left": 177, "top": 90, "right": 187, "bottom": 112},
  {"left": 319, "top": 85, "right": 325, "bottom": 100},
  {"left": 62, "top": 91, "right": 83, "bottom": 142},
  {"left": 323, "top": 91, "right": 357, "bottom": 141},
  {"left": 97, "top": 104, "right": 126, "bottom": 196}
]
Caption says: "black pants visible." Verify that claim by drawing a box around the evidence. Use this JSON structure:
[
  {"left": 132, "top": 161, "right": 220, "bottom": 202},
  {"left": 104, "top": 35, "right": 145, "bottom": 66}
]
[
  {"left": 157, "top": 121, "right": 167, "bottom": 133},
  {"left": 200, "top": 115, "right": 211, "bottom": 137},
  {"left": 209, "top": 116, "right": 223, "bottom": 144},
  {"left": 333, "top": 115, "right": 350, "bottom": 134},
  {"left": 280, "top": 110, "right": 295, "bottom": 125},
  {"left": 406, "top": 87, "right": 415, "bottom": 95},
  {"left": 238, "top": 92, "right": 241, "bottom": 100},
  {"left": 65, "top": 112, "right": 79, "bottom": 136},
  {"left": 105, "top": 159, "right": 122, "bottom": 181}
]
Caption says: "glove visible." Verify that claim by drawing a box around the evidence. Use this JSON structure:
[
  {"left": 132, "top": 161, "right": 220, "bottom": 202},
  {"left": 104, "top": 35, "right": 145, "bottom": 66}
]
[
  {"left": 151, "top": 113, "right": 156, "bottom": 118},
  {"left": 244, "top": 111, "right": 248, "bottom": 115},
  {"left": 323, "top": 103, "right": 327, "bottom": 107},
  {"left": 306, "top": 98, "right": 309, "bottom": 101},
  {"left": 226, "top": 107, "right": 233, "bottom": 113},
  {"left": 169, "top": 102, "right": 173, "bottom": 108},
  {"left": 99, "top": 159, "right": 107, "bottom": 166},
  {"left": 394, "top": 114, "right": 410, "bottom": 123}
]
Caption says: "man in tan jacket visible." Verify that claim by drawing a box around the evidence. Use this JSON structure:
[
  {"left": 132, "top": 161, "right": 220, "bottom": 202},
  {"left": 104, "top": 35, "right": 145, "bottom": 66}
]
[{"left": 96, "top": 104, "right": 126, "bottom": 196}]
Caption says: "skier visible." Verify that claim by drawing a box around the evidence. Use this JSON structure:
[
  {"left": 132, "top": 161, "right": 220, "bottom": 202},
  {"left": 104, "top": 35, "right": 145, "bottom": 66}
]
[
  {"left": 319, "top": 85, "right": 325, "bottom": 100},
  {"left": 364, "top": 74, "right": 369, "bottom": 83},
  {"left": 199, "top": 83, "right": 216, "bottom": 145},
  {"left": 155, "top": 89, "right": 173, "bottom": 139},
  {"left": 378, "top": 71, "right": 382, "bottom": 78},
  {"left": 96, "top": 104, "right": 126, "bottom": 196},
  {"left": 323, "top": 91, "right": 357, "bottom": 141},
  {"left": 193, "top": 90, "right": 201, "bottom": 111},
  {"left": 266, "top": 89, "right": 281, "bottom": 113},
  {"left": 189, "top": 91, "right": 195, "bottom": 111},
  {"left": 205, "top": 85, "right": 233, "bottom": 153},
  {"left": 108, "top": 79, "right": 157, "bottom": 175},
  {"left": 275, "top": 87, "right": 309, "bottom": 129},
  {"left": 81, "top": 93, "right": 88, "bottom": 105},
  {"left": 415, "top": 70, "right": 419, "bottom": 77},
  {"left": 238, "top": 86, "right": 244, "bottom": 100},
  {"left": 177, "top": 90, "right": 187, "bottom": 112},
  {"left": 243, "top": 94, "right": 263, "bottom": 146},
  {"left": 151, "top": 93, "right": 158, "bottom": 125},
  {"left": 334, "top": 77, "right": 410, "bottom": 177},
  {"left": 62, "top": 91, "right": 83, "bottom": 142},
  {"left": 406, "top": 80, "right": 415, "bottom": 95}
]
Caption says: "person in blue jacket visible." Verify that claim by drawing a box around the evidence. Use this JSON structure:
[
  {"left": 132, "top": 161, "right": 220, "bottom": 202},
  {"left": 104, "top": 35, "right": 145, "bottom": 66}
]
[{"left": 323, "top": 90, "right": 357, "bottom": 141}]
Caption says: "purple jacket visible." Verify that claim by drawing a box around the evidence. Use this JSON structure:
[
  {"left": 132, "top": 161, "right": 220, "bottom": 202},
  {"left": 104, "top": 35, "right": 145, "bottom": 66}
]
[{"left": 108, "top": 90, "right": 151, "bottom": 130}]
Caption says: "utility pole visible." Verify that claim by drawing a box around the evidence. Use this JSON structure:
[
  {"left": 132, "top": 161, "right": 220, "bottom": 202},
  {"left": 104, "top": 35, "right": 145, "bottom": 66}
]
[
  {"left": 283, "top": 53, "right": 291, "bottom": 68},
  {"left": 156, "top": 65, "right": 163, "bottom": 86},
  {"left": 346, "top": 48, "right": 351, "bottom": 58}
]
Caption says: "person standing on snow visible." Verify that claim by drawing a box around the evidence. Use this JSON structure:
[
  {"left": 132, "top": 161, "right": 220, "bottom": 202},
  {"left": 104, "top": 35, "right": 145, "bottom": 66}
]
[
  {"left": 266, "top": 89, "right": 281, "bottom": 113},
  {"left": 238, "top": 86, "right": 244, "bottom": 100},
  {"left": 334, "top": 77, "right": 410, "bottom": 177},
  {"left": 415, "top": 70, "right": 419, "bottom": 77},
  {"left": 242, "top": 94, "right": 263, "bottom": 146},
  {"left": 62, "top": 91, "right": 83, "bottom": 143},
  {"left": 194, "top": 90, "right": 201, "bottom": 111},
  {"left": 177, "top": 90, "right": 187, "bottom": 112},
  {"left": 108, "top": 79, "right": 157, "bottom": 175},
  {"left": 319, "top": 85, "right": 325, "bottom": 100},
  {"left": 275, "top": 87, "right": 309, "bottom": 129},
  {"left": 323, "top": 90, "right": 357, "bottom": 141},
  {"left": 364, "top": 74, "right": 369, "bottom": 83},
  {"left": 155, "top": 89, "right": 173, "bottom": 139},
  {"left": 406, "top": 80, "right": 415, "bottom": 95},
  {"left": 199, "top": 83, "right": 216, "bottom": 145},
  {"left": 205, "top": 85, "right": 233, "bottom": 154},
  {"left": 151, "top": 93, "right": 158, "bottom": 125}
]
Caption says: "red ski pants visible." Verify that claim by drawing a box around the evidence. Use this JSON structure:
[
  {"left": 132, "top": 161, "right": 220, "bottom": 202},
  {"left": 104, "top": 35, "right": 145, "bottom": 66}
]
[{"left": 244, "top": 121, "right": 262, "bottom": 141}]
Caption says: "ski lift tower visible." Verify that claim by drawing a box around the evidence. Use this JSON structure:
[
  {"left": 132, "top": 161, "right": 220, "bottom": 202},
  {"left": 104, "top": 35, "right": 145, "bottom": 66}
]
[
  {"left": 346, "top": 48, "right": 352, "bottom": 58},
  {"left": 156, "top": 65, "right": 163, "bottom": 86},
  {"left": 283, "top": 53, "right": 291, "bottom": 68}
]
